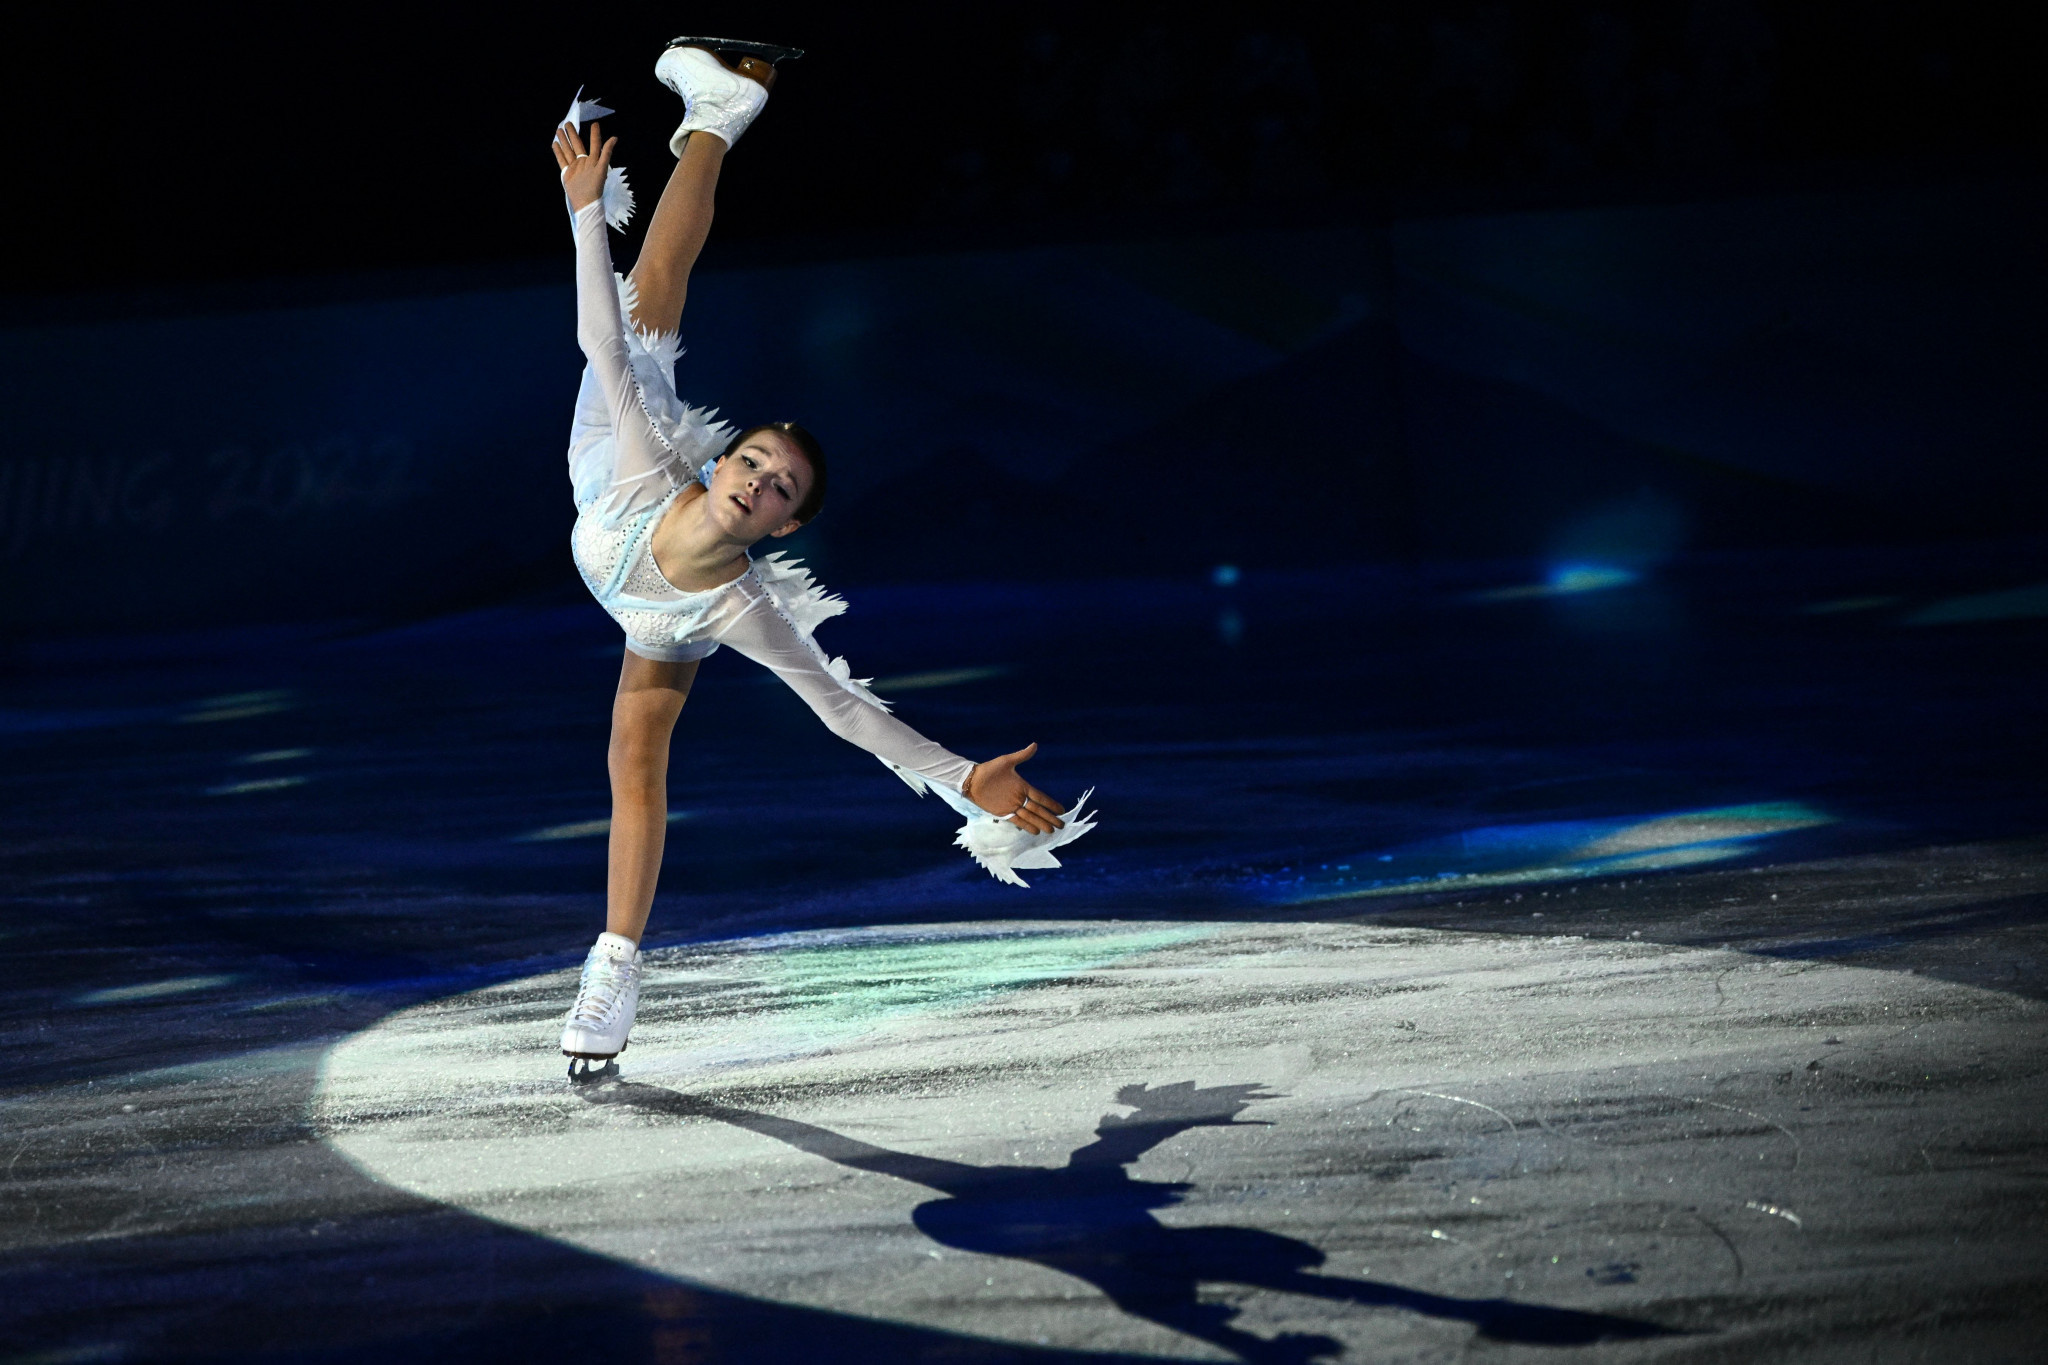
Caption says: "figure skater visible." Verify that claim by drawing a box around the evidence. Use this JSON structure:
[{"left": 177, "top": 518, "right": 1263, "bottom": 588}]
[{"left": 550, "top": 39, "right": 1095, "bottom": 1080}]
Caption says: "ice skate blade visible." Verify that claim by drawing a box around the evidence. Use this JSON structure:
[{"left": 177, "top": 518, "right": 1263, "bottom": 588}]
[
  {"left": 665, "top": 36, "right": 805, "bottom": 64},
  {"left": 566, "top": 1056, "right": 620, "bottom": 1085},
  {"left": 665, "top": 36, "right": 803, "bottom": 89}
]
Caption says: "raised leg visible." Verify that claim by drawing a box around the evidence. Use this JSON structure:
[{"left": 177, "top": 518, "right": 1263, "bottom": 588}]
[
  {"left": 625, "top": 131, "right": 726, "bottom": 336},
  {"left": 606, "top": 648, "right": 699, "bottom": 941}
]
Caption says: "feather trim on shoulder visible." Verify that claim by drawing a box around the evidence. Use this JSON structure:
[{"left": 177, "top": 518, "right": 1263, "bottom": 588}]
[
  {"left": 752, "top": 552, "right": 894, "bottom": 710},
  {"left": 753, "top": 552, "right": 850, "bottom": 633}
]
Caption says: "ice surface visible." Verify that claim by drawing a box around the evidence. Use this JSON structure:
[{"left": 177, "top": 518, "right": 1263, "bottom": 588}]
[{"left": 315, "top": 919, "right": 2042, "bottom": 1360}]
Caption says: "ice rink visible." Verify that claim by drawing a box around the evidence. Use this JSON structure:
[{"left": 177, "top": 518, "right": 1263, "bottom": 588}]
[{"left": 5, "top": 547, "right": 2046, "bottom": 1361}]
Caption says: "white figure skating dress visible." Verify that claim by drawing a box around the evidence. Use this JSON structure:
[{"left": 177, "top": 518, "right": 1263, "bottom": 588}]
[{"left": 563, "top": 198, "right": 1092, "bottom": 884}]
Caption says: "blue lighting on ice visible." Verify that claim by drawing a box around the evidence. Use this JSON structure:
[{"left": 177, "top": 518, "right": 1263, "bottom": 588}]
[
  {"left": 1548, "top": 563, "right": 1639, "bottom": 594},
  {"left": 1268, "top": 802, "right": 1834, "bottom": 904},
  {"left": 1471, "top": 563, "right": 1639, "bottom": 602}
]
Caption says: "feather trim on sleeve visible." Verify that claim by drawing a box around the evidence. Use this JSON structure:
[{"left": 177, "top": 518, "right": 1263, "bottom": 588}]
[
  {"left": 601, "top": 166, "right": 636, "bottom": 231},
  {"left": 913, "top": 779, "right": 1100, "bottom": 887},
  {"left": 752, "top": 553, "right": 1100, "bottom": 885},
  {"left": 881, "top": 758, "right": 931, "bottom": 796},
  {"left": 571, "top": 273, "right": 730, "bottom": 528},
  {"left": 612, "top": 272, "right": 684, "bottom": 377}
]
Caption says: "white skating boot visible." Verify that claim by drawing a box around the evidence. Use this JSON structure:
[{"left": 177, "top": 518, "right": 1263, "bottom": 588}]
[
  {"left": 560, "top": 931, "right": 641, "bottom": 1082},
  {"left": 654, "top": 36, "right": 801, "bottom": 156}
]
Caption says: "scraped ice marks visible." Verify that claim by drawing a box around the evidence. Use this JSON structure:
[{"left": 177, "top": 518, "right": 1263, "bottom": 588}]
[
  {"left": 177, "top": 689, "right": 295, "bottom": 724},
  {"left": 205, "top": 735, "right": 315, "bottom": 794},
  {"left": 311, "top": 920, "right": 2014, "bottom": 1359},
  {"left": 1357, "top": 1088, "right": 1535, "bottom": 1183},
  {"left": 1536, "top": 1093, "right": 1802, "bottom": 1175},
  {"left": 1332, "top": 1089, "right": 1793, "bottom": 1300},
  {"left": 206, "top": 774, "right": 307, "bottom": 796}
]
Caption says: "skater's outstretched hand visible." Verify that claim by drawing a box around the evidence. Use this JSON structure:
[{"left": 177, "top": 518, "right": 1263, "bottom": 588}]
[
  {"left": 964, "top": 743, "right": 1068, "bottom": 835},
  {"left": 552, "top": 120, "right": 617, "bottom": 211}
]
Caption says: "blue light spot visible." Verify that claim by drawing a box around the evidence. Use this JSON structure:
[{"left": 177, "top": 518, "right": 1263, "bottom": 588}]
[
  {"left": 1470, "top": 563, "right": 1641, "bottom": 602},
  {"left": 1547, "top": 563, "right": 1638, "bottom": 595},
  {"left": 1211, "top": 564, "right": 1241, "bottom": 588},
  {"left": 1275, "top": 802, "right": 1834, "bottom": 904}
]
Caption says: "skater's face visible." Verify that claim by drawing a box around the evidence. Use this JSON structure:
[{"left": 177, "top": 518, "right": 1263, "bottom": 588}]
[{"left": 710, "top": 433, "right": 811, "bottom": 541}]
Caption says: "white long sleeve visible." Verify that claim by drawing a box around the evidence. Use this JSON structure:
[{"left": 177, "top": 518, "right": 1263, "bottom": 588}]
[
  {"left": 710, "top": 586, "right": 976, "bottom": 792},
  {"left": 705, "top": 578, "right": 1097, "bottom": 887},
  {"left": 570, "top": 201, "right": 691, "bottom": 511}
]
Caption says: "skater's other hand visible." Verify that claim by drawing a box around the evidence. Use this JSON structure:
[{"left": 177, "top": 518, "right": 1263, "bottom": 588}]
[
  {"left": 552, "top": 120, "right": 616, "bottom": 210},
  {"left": 965, "top": 743, "right": 1067, "bottom": 835}
]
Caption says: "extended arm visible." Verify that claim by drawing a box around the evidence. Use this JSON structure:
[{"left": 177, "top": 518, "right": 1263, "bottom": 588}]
[
  {"left": 712, "top": 592, "right": 1068, "bottom": 831},
  {"left": 715, "top": 592, "right": 976, "bottom": 791},
  {"left": 555, "top": 121, "right": 695, "bottom": 506}
]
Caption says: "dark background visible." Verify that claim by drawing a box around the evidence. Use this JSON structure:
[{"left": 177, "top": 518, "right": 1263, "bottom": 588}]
[
  {"left": 1, "top": 1, "right": 2043, "bottom": 633},
  {"left": 10, "top": 1, "right": 2039, "bottom": 288}
]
